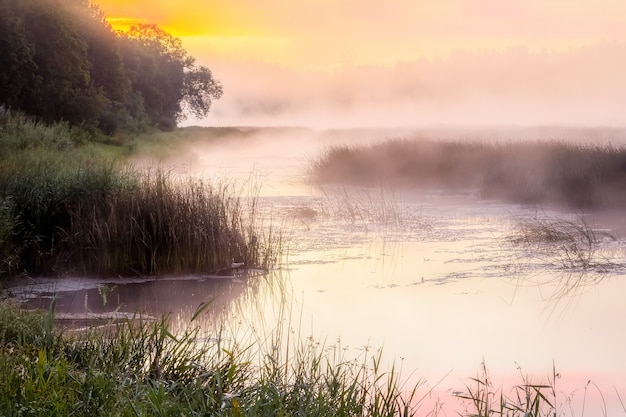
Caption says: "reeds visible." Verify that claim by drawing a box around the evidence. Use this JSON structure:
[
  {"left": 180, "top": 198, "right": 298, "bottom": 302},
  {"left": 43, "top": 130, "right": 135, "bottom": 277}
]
[
  {"left": 0, "top": 301, "right": 421, "bottom": 416},
  {"left": 456, "top": 362, "right": 560, "bottom": 417},
  {"left": 59, "top": 169, "right": 274, "bottom": 276},
  {"left": 510, "top": 214, "right": 601, "bottom": 270},
  {"left": 309, "top": 138, "right": 626, "bottom": 208},
  {"left": 0, "top": 113, "right": 279, "bottom": 278}
]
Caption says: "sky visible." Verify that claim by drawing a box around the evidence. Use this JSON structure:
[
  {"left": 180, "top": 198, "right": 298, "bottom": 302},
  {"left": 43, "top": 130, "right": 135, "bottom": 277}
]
[
  {"left": 95, "top": 0, "right": 626, "bottom": 127},
  {"left": 98, "top": 0, "right": 626, "bottom": 69}
]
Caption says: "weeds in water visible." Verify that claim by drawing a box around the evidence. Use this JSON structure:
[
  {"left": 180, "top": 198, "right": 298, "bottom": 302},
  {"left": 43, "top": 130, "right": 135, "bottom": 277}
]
[
  {"left": 507, "top": 213, "right": 624, "bottom": 307},
  {"left": 509, "top": 214, "right": 621, "bottom": 272},
  {"left": 511, "top": 215, "right": 598, "bottom": 270},
  {"left": 314, "top": 184, "right": 406, "bottom": 228},
  {"left": 456, "top": 362, "right": 560, "bottom": 417},
  {"left": 60, "top": 169, "right": 277, "bottom": 276}
]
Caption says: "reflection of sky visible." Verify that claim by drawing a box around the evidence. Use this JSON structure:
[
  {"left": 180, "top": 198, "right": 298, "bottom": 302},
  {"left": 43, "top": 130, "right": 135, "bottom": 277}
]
[
  {"left": 98, "top": 0, "right": 626, "bottom": 71},
  {"left": 251, "top": 199, "right": 626, "bottom": 415}
]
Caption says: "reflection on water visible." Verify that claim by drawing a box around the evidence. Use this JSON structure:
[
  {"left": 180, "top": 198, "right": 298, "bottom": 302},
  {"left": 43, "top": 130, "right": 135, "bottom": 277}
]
[
  {"left": 5, "top": 130, "right": 626, "bottom": 415},
  {"left": 16, "top": 275, "right": 250, "bottom": 329}
]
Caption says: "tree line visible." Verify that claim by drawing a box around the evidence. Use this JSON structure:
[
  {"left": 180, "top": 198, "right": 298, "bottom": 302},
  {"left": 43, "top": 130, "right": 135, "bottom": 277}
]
[{"left": 0, "top": 0, "right": 222, "bottom": 133}]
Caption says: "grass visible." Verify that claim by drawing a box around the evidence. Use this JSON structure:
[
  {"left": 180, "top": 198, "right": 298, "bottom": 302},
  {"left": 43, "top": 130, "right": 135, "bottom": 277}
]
[
  {"left": 0, "top": 300, "right": 421, "bottom": 417},
  {"left": 509, "top": 214, "right": 605, "bottom": 270},
  {"left": 1, "top": 300, "right": 620, "bottom": 417},
  {"left": 506, "top": 213, "right": 625, "bottom": 309},
  {"left": 0, "top": 112, "right": 279, "bottom": 279},
  {"left": 456, "top": 362, "right": 561, "bottom": 417},
  {"left": 309, "top": 138, "right": 626, "bottom": 208}
]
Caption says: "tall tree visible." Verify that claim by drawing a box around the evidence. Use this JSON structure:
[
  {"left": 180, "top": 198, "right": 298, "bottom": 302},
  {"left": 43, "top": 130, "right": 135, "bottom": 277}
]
[
  {"left": 18, "top": 0, "right": 101, "bottom": 126},
  {"left": 0, "top": 0, "right": 222, "bottom": 133},
  {"left": 0, "top": 0, "right": 39, "bottom": 110},
  {"left": 61, "top": 0, "right": 132, "bottom": 133},
  {"left": 120, "top": 24, "right": 222, "bottom": 130}
]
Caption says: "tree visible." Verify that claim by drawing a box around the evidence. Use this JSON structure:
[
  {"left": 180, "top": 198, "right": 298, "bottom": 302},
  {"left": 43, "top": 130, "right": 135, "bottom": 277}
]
[
  {"left": 17, "top": 0, "right": 102, "bottom": 126},
  {"left": 120, "top": 24, "right": 222, "bottom": 129},
  {"left": 60, "top": 0, "right": 132, "bottom": 133},
  {"left": 0, "top": 0, "right": 39, "bottom": 110},
  {"left": 0, "top": 0, "right": 222, "bottom": 133},
  {"left": 183, "top": 62, "right": 223, "bottom": 120}
]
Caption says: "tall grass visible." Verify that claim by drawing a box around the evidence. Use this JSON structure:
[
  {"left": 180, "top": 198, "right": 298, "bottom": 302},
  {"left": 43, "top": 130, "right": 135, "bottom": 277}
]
[
  {"left": 0, "top": 112, "right": 279, "bottom": 278},
  {"left": 60, "top": 169, "right": 277, "bottom": 276},
  {"left": 0, "top": 300, "right": 421, "bottom": 417},
  {"left": 456, "top": 362, "right": 560, "bottom": 417},
  {"left": 309, "top": 139, "right": 626, "bottom": 208}
]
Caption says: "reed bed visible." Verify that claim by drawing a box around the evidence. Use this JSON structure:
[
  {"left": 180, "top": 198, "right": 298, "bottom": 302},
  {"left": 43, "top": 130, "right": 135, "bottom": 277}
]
[
  {"left": 309, "top": 139, "right": 626, "bottom": 208},
  {"left": 0, "top": 113, "right": 278, "bottom": 279}
]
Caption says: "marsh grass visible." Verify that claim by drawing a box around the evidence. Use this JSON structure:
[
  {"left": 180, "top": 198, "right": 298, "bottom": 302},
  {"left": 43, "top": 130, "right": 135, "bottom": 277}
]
[
  {"left": 0, "top": 300, "right": 422, "bottom": 417},
  {"left": 509, "top": 214, "right": 606, "bottom": 271},
  {"left": 506, "top": 213, "right": 624, "bottom": 307},
  {"left": 0, "top": 115, "right": 279, "bottom": 278},
  {"left": 456, "top": 362, "right": 561, "bottom": 417},
  {"left": 309, "top": 139, "right": 626, "bottom": 208},
  {"left": 314, "top": 184, "right": 406, "bottom": 228},
  {"left": 59, "top": 169, "right": 278, "bottom": 276}
]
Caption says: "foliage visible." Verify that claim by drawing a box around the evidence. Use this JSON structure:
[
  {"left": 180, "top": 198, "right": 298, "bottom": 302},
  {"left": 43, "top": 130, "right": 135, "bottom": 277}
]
[{"left": 0, "top": 0, "right": 222, "bottom": 133}]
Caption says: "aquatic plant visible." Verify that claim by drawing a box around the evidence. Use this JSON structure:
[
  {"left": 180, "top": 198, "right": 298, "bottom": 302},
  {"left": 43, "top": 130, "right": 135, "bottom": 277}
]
[
  {"left": 456, "top": 362, "right": 560, "bottom": 417},
  {"left": 58, "top": 169, "right": 277, "bottom": 276},
  {"left": 509, "top": 213, "right": 620, "bottom": 272},
  {"left": 309, "top": 138, "right": 626, "bottom": 208}
]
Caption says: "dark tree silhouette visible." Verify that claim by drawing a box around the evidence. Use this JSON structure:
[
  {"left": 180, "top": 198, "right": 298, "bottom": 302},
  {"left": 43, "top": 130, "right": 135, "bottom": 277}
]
[
  {"left": 120, "top": 24, "right": 222, "bottom": 130},
  {"left": 0, "top": 0, "right": 222, "bottom": 133}
]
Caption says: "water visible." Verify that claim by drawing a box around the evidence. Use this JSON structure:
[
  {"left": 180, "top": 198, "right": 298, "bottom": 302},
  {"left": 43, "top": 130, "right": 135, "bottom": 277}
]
[{"left": 7, "top": 128, "right": 626, "bottom": 415}]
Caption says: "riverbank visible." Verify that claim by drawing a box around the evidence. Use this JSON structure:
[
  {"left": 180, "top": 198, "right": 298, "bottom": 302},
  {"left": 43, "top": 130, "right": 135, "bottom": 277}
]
[
  {"left": 0, "top": 112, "right": 278, "bottom": 280},
  {"left": 0, "top": 300, "right": 422, "bottom": 416}
]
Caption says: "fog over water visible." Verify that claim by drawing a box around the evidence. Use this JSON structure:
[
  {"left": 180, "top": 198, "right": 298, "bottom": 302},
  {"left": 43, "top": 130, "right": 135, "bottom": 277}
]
[{"left": 187, "top": 42, "right": 626, "bottom": 129}]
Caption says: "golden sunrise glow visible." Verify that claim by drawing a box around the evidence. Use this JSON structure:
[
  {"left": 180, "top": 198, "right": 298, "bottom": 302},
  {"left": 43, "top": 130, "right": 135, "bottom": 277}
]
[{"left": 96, "top": 0, "right": 626, "bottom": 70}]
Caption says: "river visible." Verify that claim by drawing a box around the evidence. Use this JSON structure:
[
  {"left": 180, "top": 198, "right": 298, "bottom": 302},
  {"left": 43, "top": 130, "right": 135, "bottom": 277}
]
[{"left": 8, "top": 127, "right": 626, "bottom": 415}]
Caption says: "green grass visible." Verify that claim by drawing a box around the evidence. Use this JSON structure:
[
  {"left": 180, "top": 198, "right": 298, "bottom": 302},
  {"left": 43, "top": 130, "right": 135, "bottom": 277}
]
[
  {"left": 0, "top": 300, "right": 421, "bottom": 417},
  {"left": 309, "top": 138, "right": 626, "bottom": 208},
  {"left": 0, "top": 113, "right": 279, "bottom": 279}
]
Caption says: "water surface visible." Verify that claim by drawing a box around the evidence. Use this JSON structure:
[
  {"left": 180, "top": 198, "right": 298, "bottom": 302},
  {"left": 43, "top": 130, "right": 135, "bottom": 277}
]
[{"left": 8, "top": 128, "right": 626, "bottom": 415}]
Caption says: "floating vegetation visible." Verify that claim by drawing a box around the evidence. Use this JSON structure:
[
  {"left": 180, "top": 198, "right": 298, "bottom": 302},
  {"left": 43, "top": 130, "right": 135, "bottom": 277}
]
[{"left": 509, "top": 214, "right": 621, "bottom": 272}]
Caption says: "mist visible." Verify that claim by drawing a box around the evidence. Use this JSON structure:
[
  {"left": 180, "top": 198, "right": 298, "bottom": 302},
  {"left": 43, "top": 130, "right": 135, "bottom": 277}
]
[{"left": 187, "top": 42, "right": 626, "bottom": 129}]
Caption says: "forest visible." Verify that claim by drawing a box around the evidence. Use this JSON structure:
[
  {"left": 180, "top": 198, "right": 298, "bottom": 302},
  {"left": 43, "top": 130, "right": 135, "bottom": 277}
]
[{"left": 0, "top": 0, "right": 222, "bottom": 133}]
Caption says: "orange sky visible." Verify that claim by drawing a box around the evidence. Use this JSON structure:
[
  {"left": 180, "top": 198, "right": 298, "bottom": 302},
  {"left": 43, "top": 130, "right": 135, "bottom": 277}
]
[{"left": 96, "top": 0, "right": 626, "bottom": 70}]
